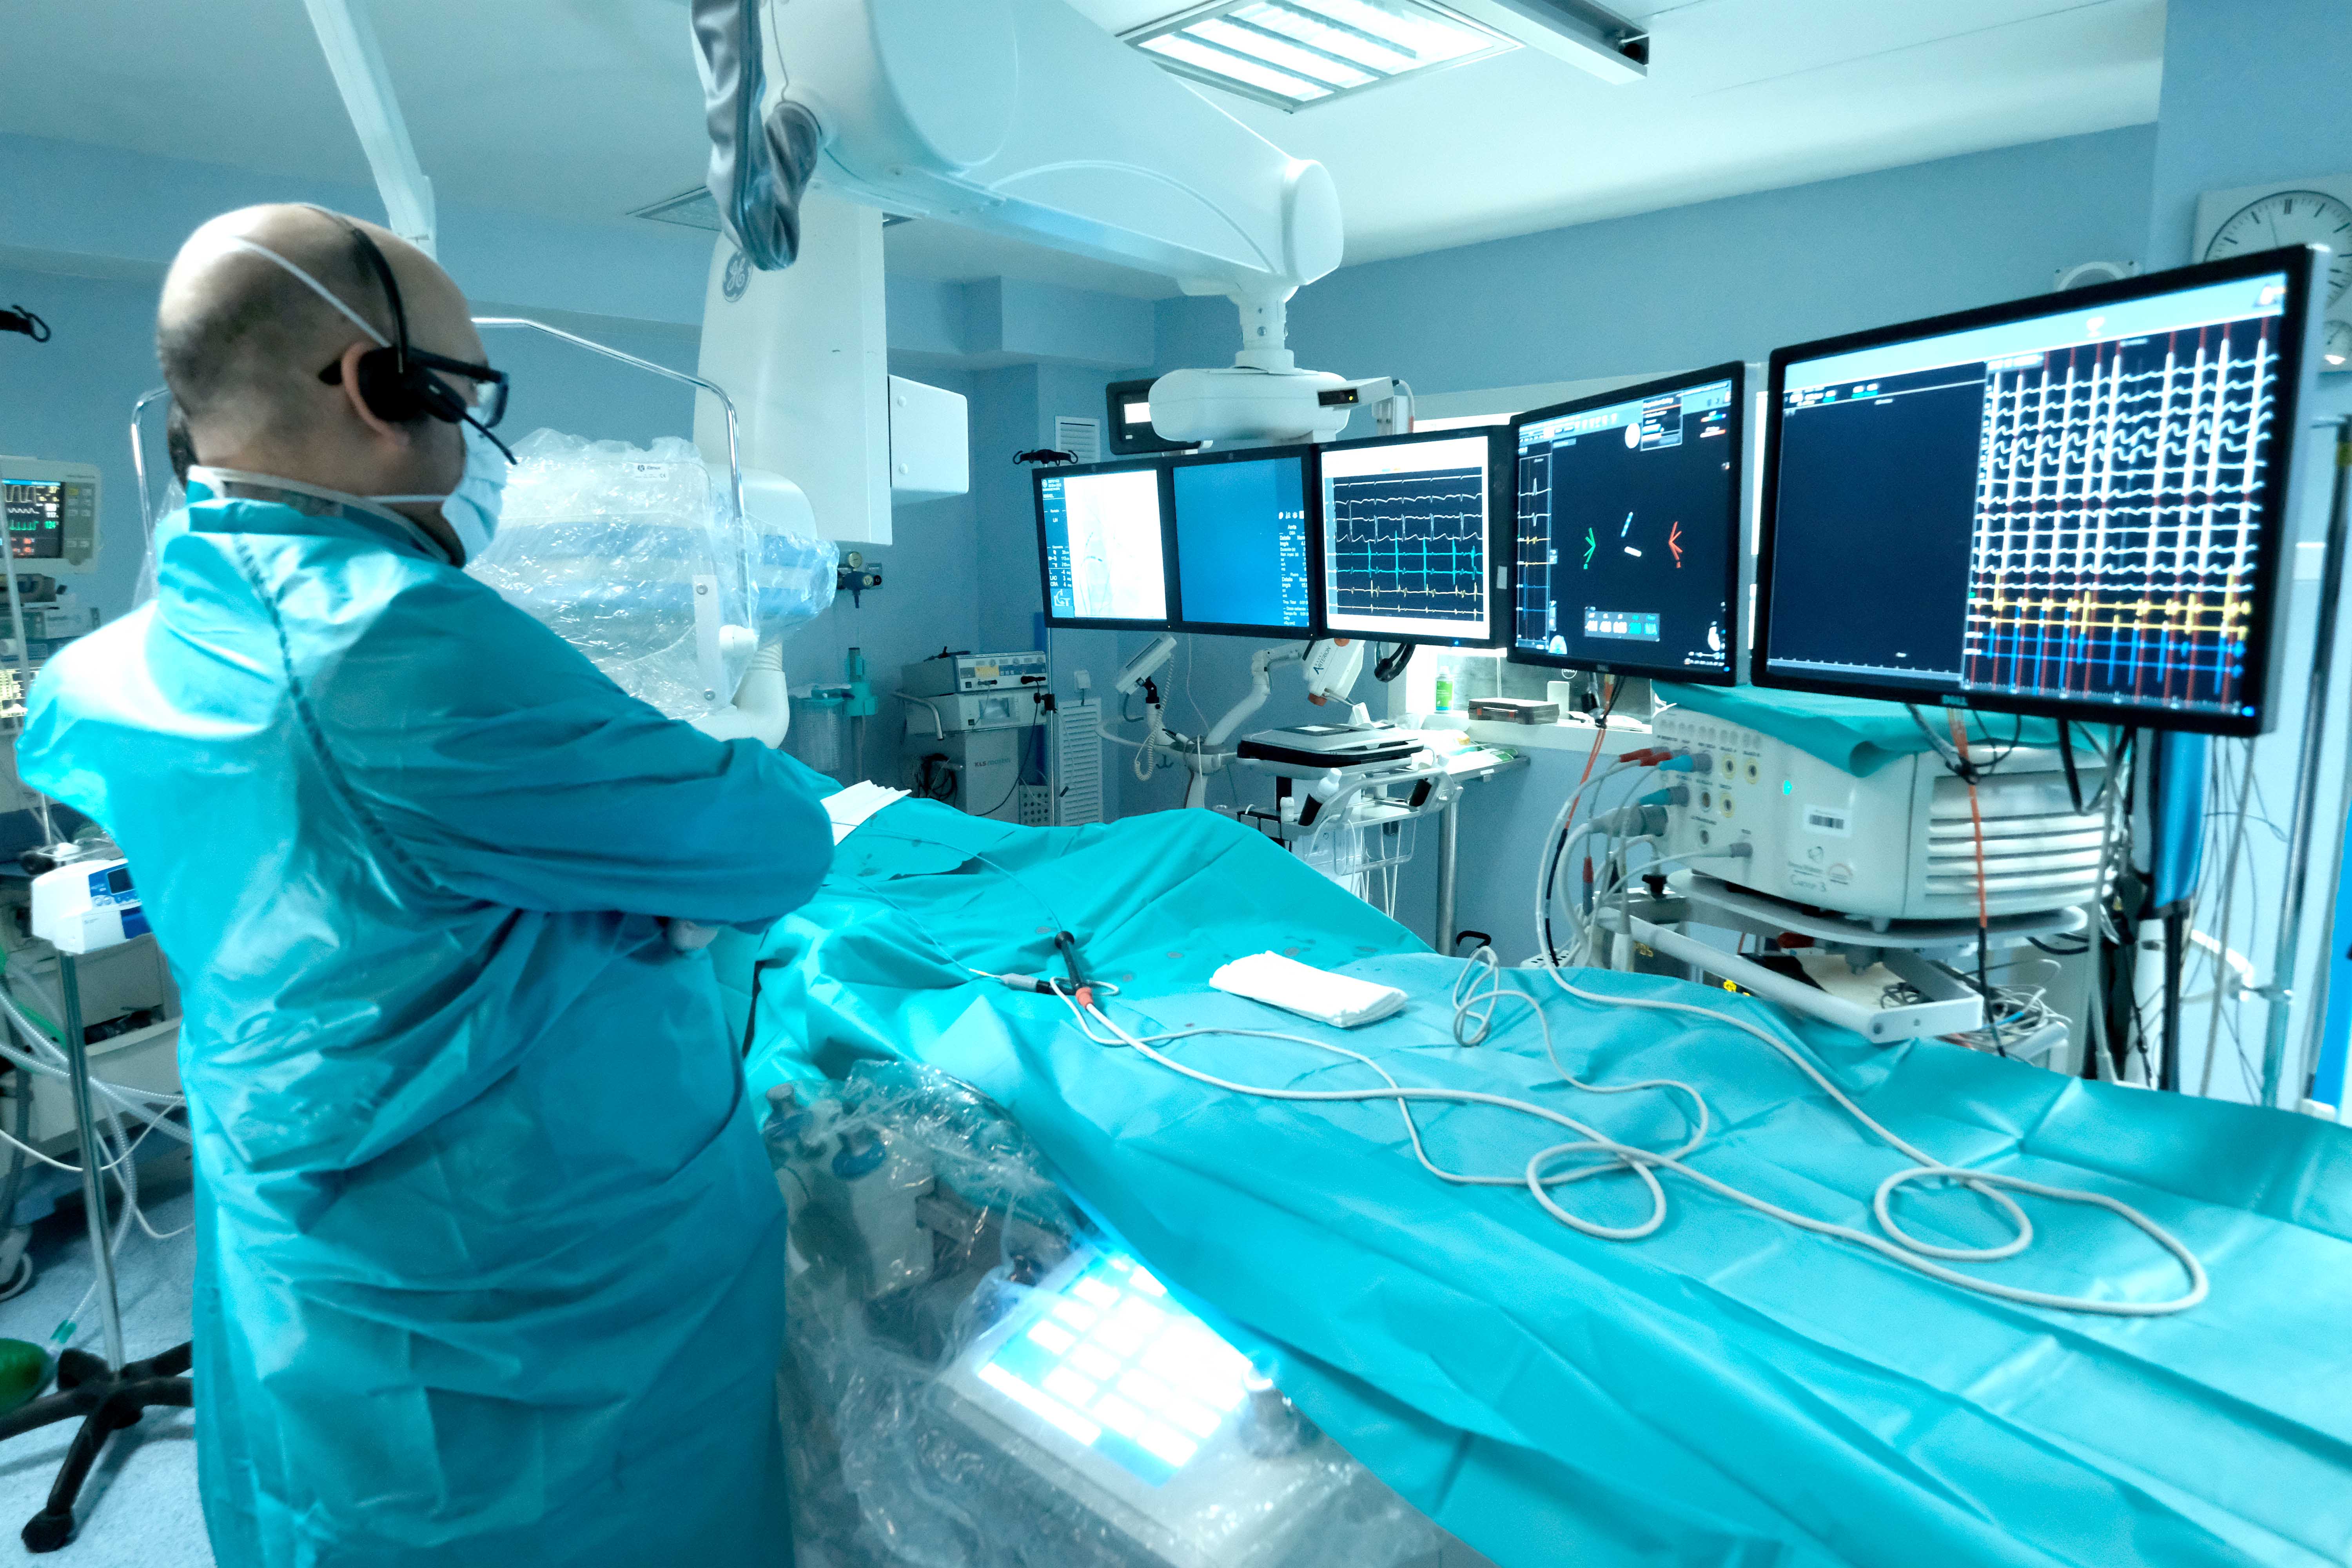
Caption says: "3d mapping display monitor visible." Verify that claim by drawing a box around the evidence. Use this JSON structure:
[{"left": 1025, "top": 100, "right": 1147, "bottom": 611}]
[
  {"left": 1035, "top": 460, "right": 1174, "bottom": 630},
  {"left": 1756, "top": 247, "right": 2325, "bottom": 735},
  {"left": 1167, "top": 446, "right": 1319, "bottom": 637},
  {"left": 1509, "top": 365, "right": 1746, "bottom": 684},
  {"left": 1315, "top": 429, "right": 1503, "bottom": 646}
]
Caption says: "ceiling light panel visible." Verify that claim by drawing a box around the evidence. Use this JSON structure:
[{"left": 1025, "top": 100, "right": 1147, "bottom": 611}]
[{"left": 1125, "top": 0, "right": 1517, "bottom": 111}]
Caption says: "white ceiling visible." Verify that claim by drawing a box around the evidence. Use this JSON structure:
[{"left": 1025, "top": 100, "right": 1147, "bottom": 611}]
[{"left": 1, "top": 0, "right": 2161, "bottom": 299}]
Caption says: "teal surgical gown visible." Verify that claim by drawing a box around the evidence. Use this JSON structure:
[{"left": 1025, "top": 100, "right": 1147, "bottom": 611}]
[{"left": 17, "top": 481, "right": 834, "bottom": 1566}]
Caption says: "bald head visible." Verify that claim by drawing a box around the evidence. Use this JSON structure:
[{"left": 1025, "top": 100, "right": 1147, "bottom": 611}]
[{"left": 154, "top": 205, "right": 488, "bottom": 541}]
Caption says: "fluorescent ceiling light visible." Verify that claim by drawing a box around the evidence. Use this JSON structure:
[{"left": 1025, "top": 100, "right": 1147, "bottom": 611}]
[{"left": 1125, "top": 0, "right": 1517, "bottom": 111}]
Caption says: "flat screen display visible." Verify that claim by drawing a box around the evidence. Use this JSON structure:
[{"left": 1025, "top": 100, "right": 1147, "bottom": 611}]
[
  {"left": 1756, "top": 248, "right": 2323, "bottom": 733},
  {"left": 1169, "top": 448, "right": 1316, "bottom": 636},
  {"left": 3, "top": 481, "right": 65, "bottom": 561},
  {"left": 1510, "top": 365, "right": 1744, "bottom": 683},
  {"left": 1036, "top": 462, "right": 1172, "bottom": 630},
  {"left": 1316, "top": 430, "right": 1500, "bottom": 646}
]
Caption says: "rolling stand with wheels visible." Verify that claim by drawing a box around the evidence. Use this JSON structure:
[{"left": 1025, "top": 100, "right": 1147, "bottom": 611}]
[{"left": 0, "top": 870, "right": 194, "bottom": 1552}]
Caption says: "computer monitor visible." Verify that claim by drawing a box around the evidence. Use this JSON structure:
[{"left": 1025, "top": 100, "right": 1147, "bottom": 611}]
[
  {"left": 1166, "top": 446, "right": 1318, "bottom": 637},
  {"left": 2, "top": 479, "right": 67, "bottom": 561},
  {"left": 1508, "top": 365, "right": 1746, "bottom": 684},
  {"left": 1316, "top": 430, "right": 1503, "bottom": 646},
  {"left": 1034, "top": 460, "right": 1173, "bottom": 630},
  {"left": 1757, "top": 247, "right": 2325, "bottom": 735}
]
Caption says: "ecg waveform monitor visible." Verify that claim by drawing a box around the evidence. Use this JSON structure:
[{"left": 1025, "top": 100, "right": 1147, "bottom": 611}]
[
  {"left": 1757, "top": 247, "right": 2324, "bottom": 734},
  {"left": 1511, "top": 365, "right": 1745, "bottom": 684},
  {"left": 1318, "top": 430, "right": 1502, "bottom": 646}
]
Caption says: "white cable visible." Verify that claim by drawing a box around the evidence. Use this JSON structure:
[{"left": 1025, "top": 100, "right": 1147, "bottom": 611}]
[
  {"left": 1068, "top": 951, "right": 2205, "bottom": 1314},
  {"left": 1530, "top": 809, "right": 2204, "bottom": 1314}
]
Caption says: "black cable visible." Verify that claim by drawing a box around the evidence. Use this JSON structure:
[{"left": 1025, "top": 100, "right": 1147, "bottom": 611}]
[
  {"left": 977, "top": 757, "right": 1024, "bottom": 820},
  {"left": 0, "top": 306, "right": 48, "bottom": 343},
  {"left": 741, "top": 958, "right": 789, "bottom": 1057},
  {"left": 2058, "top": 720, "right": 2084, "bottom": 815}
]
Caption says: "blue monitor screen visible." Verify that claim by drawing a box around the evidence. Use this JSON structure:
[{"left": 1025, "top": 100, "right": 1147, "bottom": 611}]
[{"left": 1171, "top": 454, "right": 1312, "bottom": 633}]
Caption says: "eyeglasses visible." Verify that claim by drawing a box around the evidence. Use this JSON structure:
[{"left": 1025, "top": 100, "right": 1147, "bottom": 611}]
[
  {"left": 411, "top": 349, "right": 510, "bottom": 429},
  {"left": 317, "top": 348, "right": 511, "bottom": 430}
]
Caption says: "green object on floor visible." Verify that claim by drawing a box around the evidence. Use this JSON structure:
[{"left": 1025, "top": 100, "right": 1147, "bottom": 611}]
[{"left": 0, "top": 1337, "right": 49, "bottom": 1412}]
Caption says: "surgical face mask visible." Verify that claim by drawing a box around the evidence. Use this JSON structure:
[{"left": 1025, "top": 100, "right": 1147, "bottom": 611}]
[{"left": 378, "top": 420, "right": 509, "bottom": 565}]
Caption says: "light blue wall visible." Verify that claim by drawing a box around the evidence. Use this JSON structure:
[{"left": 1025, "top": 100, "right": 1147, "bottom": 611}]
[
  {"left": 0, "top": 266, "right": 171, "bottom": 621},
  {"left": 0, "top": 133, "right": 713, "bottom": 326},
  {"left": 2138, "top": 0, "right": 2352, "bottom": 1109},
  {"left": 1158, "top": 125, "right": 2159, "bottom": 395}
]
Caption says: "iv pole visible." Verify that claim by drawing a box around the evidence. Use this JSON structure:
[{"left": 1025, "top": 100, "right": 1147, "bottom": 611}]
[{"left": 2270, "top": 415, "right": 2352, "bottom": 1106}]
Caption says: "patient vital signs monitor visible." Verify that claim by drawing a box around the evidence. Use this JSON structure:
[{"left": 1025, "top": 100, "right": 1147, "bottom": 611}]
[
  {"left": 1167, "top": 446, "right": 1317, "bottom": 637},
  {"left": 1757, "top": 248, "right": 2324, "bottom": 734},
  {"left": 1510, "top": 366, "right": 1745, "bottom": 684},
  {"left": 1318, "top": 430, "right": 1502, "bottom": 646},
  {"left": 1036, "top": 461, "right": 1172, "bottom": 630}
]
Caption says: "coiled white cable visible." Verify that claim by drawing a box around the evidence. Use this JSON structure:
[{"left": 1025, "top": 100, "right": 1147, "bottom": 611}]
[
  {"left": 1530, "top": 804, "right": 2206, "bottom": 1315},
  {"left": 1061, "top": 937, "right": 2205, "bottom": 1314}
]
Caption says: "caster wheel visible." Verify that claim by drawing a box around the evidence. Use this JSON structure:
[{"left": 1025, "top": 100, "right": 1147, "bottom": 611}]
[
  {"left": 22, "top": 1507, "right": 74, "bottom": 1553},
  {"left": 54, "top": 1349, "right": 104, "bottom": 1391}
]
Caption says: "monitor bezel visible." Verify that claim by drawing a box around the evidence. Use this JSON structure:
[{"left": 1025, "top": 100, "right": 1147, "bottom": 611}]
[
  {"left": 1752, "top": 245, "right": 2325, "bottom": 737},
  {"left": 1504, "top": 362, "right": 1748, "bottom": 688},
  {"left": 1312, "top": 425, "right": 1509, "bottom": 650},
  {"left": 1163, "top": 443, "right": 1326, "bottom": 640},
  {"left": 1032, "top": 457, "right": 1178, "bottom": 633}
]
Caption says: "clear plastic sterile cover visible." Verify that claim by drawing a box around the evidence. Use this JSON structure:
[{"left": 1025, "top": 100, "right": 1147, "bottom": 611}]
[
  {"left": 775, "top": 1060, "right": 1441, "bottom": 1568},
  {"left": 470, "top": 429, "right": 837, "bottom": 717}
]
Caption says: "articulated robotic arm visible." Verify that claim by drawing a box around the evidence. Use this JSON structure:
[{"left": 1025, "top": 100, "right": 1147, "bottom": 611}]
[
  {"left": 693, "top": 0, "right": 1365, "bottom": 444},
  {"left": 1116, "top": 635, "right": 1372, "bottom": 809}
]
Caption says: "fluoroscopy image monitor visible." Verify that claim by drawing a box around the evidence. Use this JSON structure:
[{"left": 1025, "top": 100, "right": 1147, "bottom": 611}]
[
  {"left": 1317, "top": 429, "right": 1502, "bottom": 646},
  {"left": 1035, "top": 461, "right": 1173, "bottom": 630},
  {"left": 1757, "top": 246, "right": 2324, "bottom": 735},
  {"left": 1510, "top": 365, "right": 1745, "bottom": 684},
  {"left": 1167, "top": 446, "right": 1318, "bottom": 637}
]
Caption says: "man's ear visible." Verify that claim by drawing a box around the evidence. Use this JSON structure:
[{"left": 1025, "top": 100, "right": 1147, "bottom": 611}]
[{"left": 332, "top": 342, "right": 408, "bottom": 443}]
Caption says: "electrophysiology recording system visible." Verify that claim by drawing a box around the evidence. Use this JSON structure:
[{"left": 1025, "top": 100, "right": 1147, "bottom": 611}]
[
  {"left": 1167, "top": 446, "right": 1317, "bottom": 637},
  {"left": 1317, "top": 430, "right": 1501, "bottom": 646},
  {"left": 1510, "top": 365, "right": 1745, "bottom": 684},
  {"left": 1757, "top": 247, "right": 2324, "bottom": 734},
  {"left": 1036, "top": 461, "right": 1173, "bottom": 630}
]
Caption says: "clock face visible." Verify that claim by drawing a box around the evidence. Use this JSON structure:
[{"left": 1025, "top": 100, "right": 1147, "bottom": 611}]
[
  {"left": 2205, "top": 189, "right": 2352, "bottom": 304},
  {"left": 2326, "top": 319, "right": 2352, "bottom": 372}
]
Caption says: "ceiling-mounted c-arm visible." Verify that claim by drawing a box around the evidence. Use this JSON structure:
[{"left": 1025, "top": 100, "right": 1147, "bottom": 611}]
[{"left": 692, "top": 0, "right": 1360, "bottom": 444}]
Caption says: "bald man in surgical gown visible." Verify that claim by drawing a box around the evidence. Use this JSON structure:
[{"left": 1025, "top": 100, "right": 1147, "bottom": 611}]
[{"left": 18, "top": 203, "right": 830, "bottom": 1565}]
